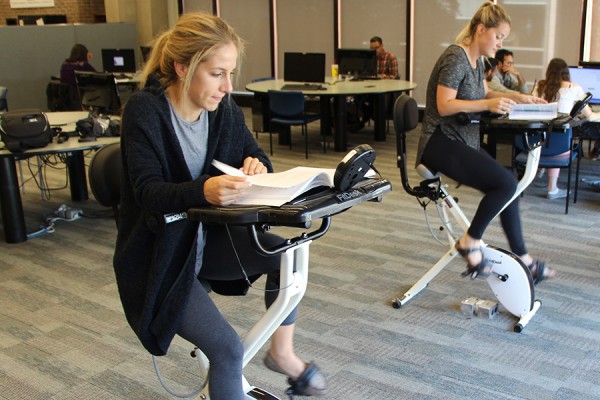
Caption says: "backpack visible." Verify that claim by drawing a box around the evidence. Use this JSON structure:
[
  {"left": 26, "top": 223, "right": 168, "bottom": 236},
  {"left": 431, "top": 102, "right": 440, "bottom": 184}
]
[{"left": 0, "top": 109, "right": 53, "bottom": 153}]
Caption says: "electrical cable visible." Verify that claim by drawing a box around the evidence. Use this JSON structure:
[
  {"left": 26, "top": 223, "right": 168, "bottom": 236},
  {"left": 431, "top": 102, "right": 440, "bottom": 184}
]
[
  {"left": 224, "top": 223, "right": 296, "bottom": 293},
  {"left": 152, "top": 351, "right": 206, "bottom": 399},
  {"left": 26, "top": 205, "right": 83, "bottom": 238}
]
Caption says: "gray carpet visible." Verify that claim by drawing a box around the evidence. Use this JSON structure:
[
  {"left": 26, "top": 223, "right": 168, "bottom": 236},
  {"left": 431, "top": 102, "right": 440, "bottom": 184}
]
[{"left": 1, "top": 109, "right": 600, "bottom": 399}]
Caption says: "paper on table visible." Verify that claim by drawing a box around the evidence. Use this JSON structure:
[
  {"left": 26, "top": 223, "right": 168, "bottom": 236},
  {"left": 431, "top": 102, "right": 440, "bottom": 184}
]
[
  {"left": 211, "top": 159, "right": 335, "bottom": 206},
  {"left": 508, "top": 102, "right": 558, "bottom": 120}
]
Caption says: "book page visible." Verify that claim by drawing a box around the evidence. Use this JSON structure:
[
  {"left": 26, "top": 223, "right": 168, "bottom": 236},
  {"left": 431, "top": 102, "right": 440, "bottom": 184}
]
[
  {"left": 211, "top": 160, "right": 335, "bottom": 206},
  {"left": 508, "top": 102, "right": 558, "bottom": 120}
]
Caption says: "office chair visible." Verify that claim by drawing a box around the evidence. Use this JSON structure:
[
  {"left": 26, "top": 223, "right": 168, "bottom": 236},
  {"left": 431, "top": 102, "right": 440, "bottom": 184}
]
[
  {"left": 46, "top": 81, "right": 80, "bottom": 111},
  {"left": 267, "top": 90, "right": 321, "bottom": 159},
  {"left": 513, "top": 128, "right": 581, "bottom": 214},
  {"left": 0, "top": 86, "right": 7, "bottom": 111},
  {"left": 88, "top": 142, "right": 121, "bottom": 226},
  {"left": 250, "top": 77, "right": 274, "bottom": 139}
]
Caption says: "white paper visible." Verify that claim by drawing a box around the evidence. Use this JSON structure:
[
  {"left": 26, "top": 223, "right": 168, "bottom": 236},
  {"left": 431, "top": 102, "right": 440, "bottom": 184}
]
[
  {"left": 211, "top": 160, "right": 335, "bottom": 206},
  {"left": 508, "top": 102, "right": 558, "bottom": 120}
]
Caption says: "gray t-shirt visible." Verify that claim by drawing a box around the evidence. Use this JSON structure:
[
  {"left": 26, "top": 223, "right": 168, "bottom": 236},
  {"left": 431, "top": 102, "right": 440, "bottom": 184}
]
[
  {"left": 166, "top": 95, "right": 209, "bottom": 275},
  {"left": 416, "top": 44, "right": 485, "bottom": 164}
]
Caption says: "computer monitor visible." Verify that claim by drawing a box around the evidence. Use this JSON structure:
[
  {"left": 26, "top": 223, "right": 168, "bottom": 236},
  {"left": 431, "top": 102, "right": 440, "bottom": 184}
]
[
  {"left": 75, "top": 71, "right": 122, "bottom": 115},
  {"left": 101, "top": 48, "right": 136, "bottom": 74},
  {"left": 336, "top": 48, "right": 377, "bottom": 79},
  {"left": 568, "top": 66, "right": 600, "bottom": 105},
  {"left": 283, "top": 52, "right": 326, "bottom": 83}
]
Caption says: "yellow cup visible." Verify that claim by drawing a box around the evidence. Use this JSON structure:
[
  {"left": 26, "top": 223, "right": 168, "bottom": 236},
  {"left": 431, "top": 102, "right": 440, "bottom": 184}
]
[{"left": 331, "top": 64, "right": 339, "bottom": 79}]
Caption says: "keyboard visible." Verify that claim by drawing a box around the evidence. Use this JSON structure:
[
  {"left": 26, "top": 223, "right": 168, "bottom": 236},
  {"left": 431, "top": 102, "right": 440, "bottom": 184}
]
[
  {"left": 280, "top": 84, "right": 326, "bottom": 91},
  {"left": 113, "top": 73, "right": 134, "bottom": 80}
]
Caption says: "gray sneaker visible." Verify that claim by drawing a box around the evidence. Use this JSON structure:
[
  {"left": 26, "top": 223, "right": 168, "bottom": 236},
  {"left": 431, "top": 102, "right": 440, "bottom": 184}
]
[{"left": 547, "top": 188, "right": 567, "bottom": 200}]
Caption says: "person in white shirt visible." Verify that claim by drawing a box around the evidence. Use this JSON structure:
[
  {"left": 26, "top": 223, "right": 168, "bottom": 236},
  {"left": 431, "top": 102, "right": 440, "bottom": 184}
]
[{"left": 533, "top": 58, "right": 600, "bottom": 199}]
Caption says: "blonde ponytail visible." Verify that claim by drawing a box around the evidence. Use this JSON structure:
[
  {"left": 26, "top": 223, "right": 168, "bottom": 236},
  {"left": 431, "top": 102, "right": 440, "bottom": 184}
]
[{"left": 455, "top": 1, "right": 511, "bottom": 45}]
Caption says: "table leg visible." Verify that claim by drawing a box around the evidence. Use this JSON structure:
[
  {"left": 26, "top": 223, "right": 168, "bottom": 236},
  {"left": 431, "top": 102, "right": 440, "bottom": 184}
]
[
  {"left": 65, "top": 151, "right": 89, "bottom": 201},
  {"left": 320, "top": 95, "right": 332, "bottom": 141},
  {"left": 333, "top": 95, "right": 348, "bottom": 152},
  {"left": 373, "top": 93, "right": 387, "bottom": 142},
  {"left": 0, "top": 157, "right": 27, "bottom": 243}
]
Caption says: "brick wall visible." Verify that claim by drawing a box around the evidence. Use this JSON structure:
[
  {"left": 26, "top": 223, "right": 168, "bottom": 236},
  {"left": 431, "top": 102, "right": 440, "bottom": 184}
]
[{"left": 0, "top": 0, "right": 105, "bottom": 25}]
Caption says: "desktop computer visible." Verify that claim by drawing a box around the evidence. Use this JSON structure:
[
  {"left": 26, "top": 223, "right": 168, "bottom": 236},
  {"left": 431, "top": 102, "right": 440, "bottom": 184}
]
[
  {"left": 101, "top": 49, "right": 137, "bottom": 77},
  {"left": 569, "top": 66, "right": 600, "bottom": 105},
  {"left": 336, "top": 48, "right": 377, "bottom": 80}
]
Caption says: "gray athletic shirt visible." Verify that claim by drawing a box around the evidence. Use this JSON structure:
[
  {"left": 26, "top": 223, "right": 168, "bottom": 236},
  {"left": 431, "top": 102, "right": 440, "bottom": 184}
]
[
  {"left": 416, "top": 44, "right": 485, "bottom": 165},
  {"left": 166, "top": 95, "right": 209, "bottom": 275}
]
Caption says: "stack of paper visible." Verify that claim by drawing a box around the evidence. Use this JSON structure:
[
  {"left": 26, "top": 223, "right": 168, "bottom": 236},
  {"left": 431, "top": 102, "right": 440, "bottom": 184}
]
[
  {"left": 508, "top": 102, "right": 558, "bottom": 120},
  {"left": 212, "top": 160, "right": 335, "bottom": 206}
]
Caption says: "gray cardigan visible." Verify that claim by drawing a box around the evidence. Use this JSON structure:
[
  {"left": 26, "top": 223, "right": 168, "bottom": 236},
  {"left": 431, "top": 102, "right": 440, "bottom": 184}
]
[{"left": 113, "top": 76, "right": 272, "bottom": 356}]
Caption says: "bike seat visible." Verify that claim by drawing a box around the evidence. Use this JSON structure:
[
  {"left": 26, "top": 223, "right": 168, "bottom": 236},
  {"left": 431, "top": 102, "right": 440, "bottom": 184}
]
[{"left": 416, "top": 164, "right": 442, "bottom": 180}]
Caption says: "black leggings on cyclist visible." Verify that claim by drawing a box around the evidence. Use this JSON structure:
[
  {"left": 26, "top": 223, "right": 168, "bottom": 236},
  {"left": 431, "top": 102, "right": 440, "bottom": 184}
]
[{"left": 421, "top": 132, "right": 527, "bottom": 256}]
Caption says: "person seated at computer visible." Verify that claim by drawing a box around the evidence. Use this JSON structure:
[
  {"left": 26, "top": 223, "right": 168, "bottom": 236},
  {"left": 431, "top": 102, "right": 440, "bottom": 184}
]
[
  {"left": 369, "top": 36, "right": 399, "bottom": 79},
  {"left": 60, "top": 44, "right": 96, "bottom": 87},
  {"left": 532, "top": 58, "right": 600, "bottom": 199},
  {"left": 114, "top": 12, "right": 326, "bottom": 400},
  {"left": 488, "top": 48, "right": 529, "bottom": 94},
  {"left": 354, "top": 36, "right": 400, "bottom": 128}
]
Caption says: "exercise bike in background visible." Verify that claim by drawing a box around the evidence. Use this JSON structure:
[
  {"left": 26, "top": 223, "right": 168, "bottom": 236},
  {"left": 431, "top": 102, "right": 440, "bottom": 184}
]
[{"left": 390, "top": 94, "right": 589, "bottom": 332}]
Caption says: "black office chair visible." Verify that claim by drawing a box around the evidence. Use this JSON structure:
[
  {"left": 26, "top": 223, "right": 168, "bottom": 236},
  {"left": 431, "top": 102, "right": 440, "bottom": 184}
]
[
  {"left": 46, "top": 81, "right": 81, "bottom": 111},
  {"left": 250, "top": 77, "right": 274, "bottom": 139},
  {"left": 513, "top": 128, "right": 581, "bottom": 214},
  {"left": 88, "top": 142, "right": 121, "bottom": 226},
  {"left": 267, "top": 90, "right": 321, "bottom": 159}
]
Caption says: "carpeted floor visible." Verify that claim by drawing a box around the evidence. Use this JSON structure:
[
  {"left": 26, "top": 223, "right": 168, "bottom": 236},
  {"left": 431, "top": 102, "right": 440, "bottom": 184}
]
[{"left": 1, "top": 108, "right": 599, "bottom": 399}]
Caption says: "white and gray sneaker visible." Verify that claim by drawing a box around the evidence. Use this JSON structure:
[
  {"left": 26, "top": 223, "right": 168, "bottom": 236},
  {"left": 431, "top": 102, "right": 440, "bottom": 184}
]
[{"left": 547, "top": 188, "right": 567, "bottom": 200}]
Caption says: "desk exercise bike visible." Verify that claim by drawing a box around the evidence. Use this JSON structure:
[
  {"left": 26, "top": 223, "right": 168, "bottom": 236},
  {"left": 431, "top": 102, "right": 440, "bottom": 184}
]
[
  {"left": 157, "top": 145, "right": 390, "bottom": 399},
  {"left": 390, "top": 94, "right": 587, "bottom": 332}
]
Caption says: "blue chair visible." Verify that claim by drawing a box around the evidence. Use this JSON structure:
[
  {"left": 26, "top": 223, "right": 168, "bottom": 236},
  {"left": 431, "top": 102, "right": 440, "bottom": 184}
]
[
  {"left": 513, "top": 128, "right": 581, "bottom": 214},
  {"left": 267, "top": 90, "right": 321, "bottom": 159}
]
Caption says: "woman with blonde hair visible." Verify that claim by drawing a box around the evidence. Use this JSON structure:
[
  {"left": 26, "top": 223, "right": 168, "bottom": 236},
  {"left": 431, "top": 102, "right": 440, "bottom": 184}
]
[
  {"left": 417, "top": 1, "right": 554, "bottom": 283},
  {"left": 114, "top": 13, "right": 326, "bottom": 399}
]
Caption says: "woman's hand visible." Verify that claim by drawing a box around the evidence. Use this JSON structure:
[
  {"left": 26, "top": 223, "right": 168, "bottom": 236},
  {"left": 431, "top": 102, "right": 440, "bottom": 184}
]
[
  {"left": 239, "top": 157, "right": 267, "bottom": 175},
  {"left": 204, "top": 175, "right": 251, "bottom": 206},
  {"left": 488, "top": 97, "right": 516, "bottom": 114}
]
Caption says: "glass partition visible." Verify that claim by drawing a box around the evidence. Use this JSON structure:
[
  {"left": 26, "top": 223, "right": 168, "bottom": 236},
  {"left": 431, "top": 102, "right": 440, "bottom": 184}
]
[
  {"left": 340, "top": 0, "right": 407, "bottom": 81},
  {"left": 274, "top": 0, "right": 334, "bottom": 79},
  {"left": 220, "top": 0, "right": 272, "bottom": 92}
]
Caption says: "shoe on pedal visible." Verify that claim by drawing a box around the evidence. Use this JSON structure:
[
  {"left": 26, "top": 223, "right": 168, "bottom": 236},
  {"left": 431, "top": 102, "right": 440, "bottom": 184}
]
[
  {"left": 455, "top": 242, "right": 493, "bottom": 280},
  {"left": 263, "top": 352, "right": 327, "bottom": 397}
]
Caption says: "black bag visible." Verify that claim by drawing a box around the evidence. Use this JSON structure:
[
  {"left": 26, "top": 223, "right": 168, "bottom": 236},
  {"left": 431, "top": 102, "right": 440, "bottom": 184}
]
[
  {"left": 76, "top": 113, "right": 120, "bottom": 138},
  {"left": 0, "top": 109, "right": 52, "bottom": 153}
]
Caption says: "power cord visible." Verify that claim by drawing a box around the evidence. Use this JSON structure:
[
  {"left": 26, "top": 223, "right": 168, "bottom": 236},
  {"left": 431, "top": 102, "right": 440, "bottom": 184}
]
[
  {"left": 27, "top": 204, "right": 83, "bottom": 238},
  {"left": 151, "top": 349, "right": 207, "bottom": 398}
]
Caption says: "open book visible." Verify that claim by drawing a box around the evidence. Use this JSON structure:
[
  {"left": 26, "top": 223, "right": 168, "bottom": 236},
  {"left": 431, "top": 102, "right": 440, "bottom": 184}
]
[
  {"left": 212, "top": 160, "right": 336, "bottom": 206},
  {"left": 508, "top": 102, "right": 558, "bottom": 120}
]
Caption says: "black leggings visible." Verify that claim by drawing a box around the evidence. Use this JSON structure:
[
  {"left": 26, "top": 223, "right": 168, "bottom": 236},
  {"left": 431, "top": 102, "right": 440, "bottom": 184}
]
[
  {"left": 176, "top": 226, "right": 297, "bottom": 400},
  {"left": 421, "top": 132, "right": 527, "bottom": 256}
]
